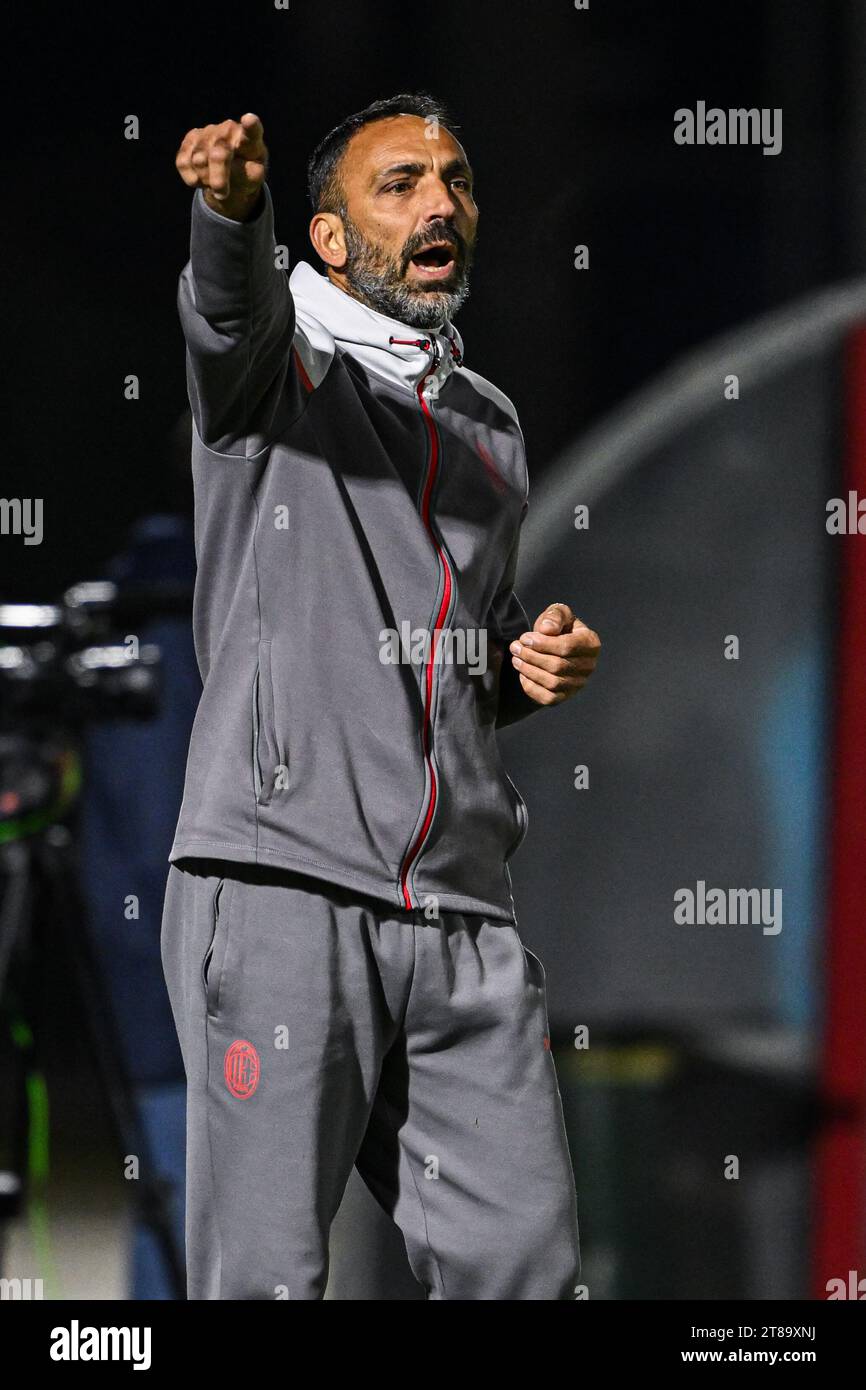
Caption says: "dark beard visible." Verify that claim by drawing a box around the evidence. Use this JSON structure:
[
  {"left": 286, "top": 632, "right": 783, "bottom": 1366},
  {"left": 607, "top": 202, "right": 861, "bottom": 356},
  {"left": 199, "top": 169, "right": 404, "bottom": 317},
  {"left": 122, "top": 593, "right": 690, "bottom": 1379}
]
[{"left": 340, "top": 213, "right": 473, "bottom": 331}]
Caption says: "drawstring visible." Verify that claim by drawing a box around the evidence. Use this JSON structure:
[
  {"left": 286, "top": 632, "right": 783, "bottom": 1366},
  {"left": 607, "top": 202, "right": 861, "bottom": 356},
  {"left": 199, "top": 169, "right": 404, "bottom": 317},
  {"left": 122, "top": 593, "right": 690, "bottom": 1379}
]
[
  {"left": 389, "top": 335, "right": 442, "bottom": 374},
  {"left": 388, "top": 333, "right": 463, "bottom": 369}
]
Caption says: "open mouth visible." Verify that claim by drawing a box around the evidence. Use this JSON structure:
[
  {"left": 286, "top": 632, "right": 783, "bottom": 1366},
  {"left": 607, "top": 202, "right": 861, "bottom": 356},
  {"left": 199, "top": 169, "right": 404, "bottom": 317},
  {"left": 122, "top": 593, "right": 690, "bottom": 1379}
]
[{"left": 408, "top": 241, "right": 458, "bottom": 281}]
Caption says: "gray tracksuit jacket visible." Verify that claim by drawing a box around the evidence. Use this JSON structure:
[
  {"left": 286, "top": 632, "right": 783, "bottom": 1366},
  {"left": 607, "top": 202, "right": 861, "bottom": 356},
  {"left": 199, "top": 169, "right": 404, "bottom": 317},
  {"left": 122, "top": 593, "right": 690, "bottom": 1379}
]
[{"left": 168, "top": 183, "right": 540, "bottom": 921}]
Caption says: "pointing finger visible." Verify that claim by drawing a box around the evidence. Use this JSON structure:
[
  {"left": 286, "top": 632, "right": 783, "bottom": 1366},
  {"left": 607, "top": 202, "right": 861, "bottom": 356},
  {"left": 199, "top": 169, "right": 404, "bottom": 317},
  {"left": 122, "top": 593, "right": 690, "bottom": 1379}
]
[{"left": 233, "top": 112, "right": 265, "bottom": 154}]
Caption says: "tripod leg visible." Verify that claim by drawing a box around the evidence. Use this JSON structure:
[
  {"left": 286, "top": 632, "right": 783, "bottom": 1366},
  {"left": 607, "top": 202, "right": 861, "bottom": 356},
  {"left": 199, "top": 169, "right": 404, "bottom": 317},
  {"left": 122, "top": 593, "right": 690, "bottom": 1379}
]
[
  {"left": 0, "top": 842, "right": 36, "bottom": 1278},
  {"left": 39, "top": 828, "right": 186, "bottom": 1298}
]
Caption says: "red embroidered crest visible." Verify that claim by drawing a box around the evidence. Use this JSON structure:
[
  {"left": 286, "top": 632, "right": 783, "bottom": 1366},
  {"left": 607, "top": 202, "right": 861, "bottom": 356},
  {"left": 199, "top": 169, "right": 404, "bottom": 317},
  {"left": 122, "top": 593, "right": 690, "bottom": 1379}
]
[{"left": 224, "top": 1039, "right": 260, "bottom": 1098}]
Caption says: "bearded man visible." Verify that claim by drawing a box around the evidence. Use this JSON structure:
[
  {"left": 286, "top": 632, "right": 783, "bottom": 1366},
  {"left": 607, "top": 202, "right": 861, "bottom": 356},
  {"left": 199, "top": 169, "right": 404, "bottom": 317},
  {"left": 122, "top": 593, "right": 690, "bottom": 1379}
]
[{"left": 161, "top": 93, "right": 600, "bottom": 1301}]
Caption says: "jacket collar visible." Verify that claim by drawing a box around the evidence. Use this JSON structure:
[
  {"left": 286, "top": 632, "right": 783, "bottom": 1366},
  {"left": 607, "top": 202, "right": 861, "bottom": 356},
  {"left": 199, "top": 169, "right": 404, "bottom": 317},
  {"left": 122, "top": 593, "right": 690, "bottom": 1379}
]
[{"left": 289, "top": 260, "right": 464, "bottom": 395}]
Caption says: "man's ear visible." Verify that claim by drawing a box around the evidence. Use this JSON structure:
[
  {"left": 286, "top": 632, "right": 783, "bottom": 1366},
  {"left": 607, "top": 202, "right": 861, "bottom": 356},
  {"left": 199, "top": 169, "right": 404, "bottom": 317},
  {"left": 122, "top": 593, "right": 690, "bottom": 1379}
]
[{"left": 309, "top": 211, "right": 347, "bottom": 269}]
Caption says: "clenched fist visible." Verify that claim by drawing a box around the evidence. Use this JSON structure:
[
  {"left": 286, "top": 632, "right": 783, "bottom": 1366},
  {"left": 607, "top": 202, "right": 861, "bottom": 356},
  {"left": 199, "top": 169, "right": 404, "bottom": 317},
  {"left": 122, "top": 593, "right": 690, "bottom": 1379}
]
[
  {"left": 509, "top": 604, "right": 601, "bottom": 707},
  {"left": 175, "top": 113, "right": 269, "bottom": 222}
]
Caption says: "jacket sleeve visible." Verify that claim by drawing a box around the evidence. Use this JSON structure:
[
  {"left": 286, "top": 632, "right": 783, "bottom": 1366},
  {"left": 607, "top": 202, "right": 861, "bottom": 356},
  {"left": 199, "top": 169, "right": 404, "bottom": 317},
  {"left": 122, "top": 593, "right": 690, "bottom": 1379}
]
[
  {"left": 177, "top": 182, "right": 298, "bottom": 454},
  {"left": 489, "top": 500, "right": 542, "bottom": 729}
]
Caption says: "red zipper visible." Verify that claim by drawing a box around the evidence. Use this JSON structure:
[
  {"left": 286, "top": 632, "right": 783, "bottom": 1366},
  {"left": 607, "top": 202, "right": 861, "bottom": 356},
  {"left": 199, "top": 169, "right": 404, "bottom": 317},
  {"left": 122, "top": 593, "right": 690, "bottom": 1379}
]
[{"left": 391, "top": 337, "right": 453, "bottom": 910}]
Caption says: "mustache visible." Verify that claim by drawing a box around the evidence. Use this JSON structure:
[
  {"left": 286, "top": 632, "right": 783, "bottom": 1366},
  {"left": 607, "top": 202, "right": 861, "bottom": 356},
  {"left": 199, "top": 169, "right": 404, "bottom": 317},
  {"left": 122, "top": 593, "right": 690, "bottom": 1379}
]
[{"left": 401, "top": 223, "right": 466, "bottom": 270}]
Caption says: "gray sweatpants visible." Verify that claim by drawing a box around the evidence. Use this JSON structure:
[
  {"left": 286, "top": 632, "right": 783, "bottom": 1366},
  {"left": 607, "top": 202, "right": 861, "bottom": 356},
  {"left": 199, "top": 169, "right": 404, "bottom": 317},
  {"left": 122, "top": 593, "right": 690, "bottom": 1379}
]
[{"left": 160, "top": 858, "right": 581, "bottom": 1300}]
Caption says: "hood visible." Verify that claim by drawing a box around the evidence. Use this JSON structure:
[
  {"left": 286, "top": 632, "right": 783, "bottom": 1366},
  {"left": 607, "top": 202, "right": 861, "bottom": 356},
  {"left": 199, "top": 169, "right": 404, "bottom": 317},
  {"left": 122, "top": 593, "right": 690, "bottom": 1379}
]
[{"left": 288, "top": 259, "right": 465, "bottom": 396}]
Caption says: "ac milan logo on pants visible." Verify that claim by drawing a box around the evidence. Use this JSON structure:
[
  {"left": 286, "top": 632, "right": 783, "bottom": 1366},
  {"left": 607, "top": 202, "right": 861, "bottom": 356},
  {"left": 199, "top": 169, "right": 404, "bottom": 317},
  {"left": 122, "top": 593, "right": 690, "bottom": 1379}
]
[{"left": 224, "top": 1039, "right": 260, "bottom": 1098}]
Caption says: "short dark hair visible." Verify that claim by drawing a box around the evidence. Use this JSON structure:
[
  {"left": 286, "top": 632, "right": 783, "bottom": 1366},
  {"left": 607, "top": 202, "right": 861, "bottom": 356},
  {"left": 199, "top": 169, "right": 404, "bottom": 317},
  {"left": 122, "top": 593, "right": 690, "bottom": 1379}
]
[{"left": 306, "top": 92, "right": 460, "bottom": 216}]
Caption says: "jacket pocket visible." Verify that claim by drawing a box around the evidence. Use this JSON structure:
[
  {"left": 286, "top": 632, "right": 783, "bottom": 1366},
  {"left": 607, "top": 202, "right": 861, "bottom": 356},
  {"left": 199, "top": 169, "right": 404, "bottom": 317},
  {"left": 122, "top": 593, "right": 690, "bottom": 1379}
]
[
  {"left": 201, "top": 877, "right": 234, "bottom": 1017},
  {"left": 252, "top": 638, "right": 282, "bottom": 807},
  {"left": 503, "top": 771, "right": 529, "bottom": 859},
  {"left": 522, "top": 942, "right": 547, "bottom": 988}
]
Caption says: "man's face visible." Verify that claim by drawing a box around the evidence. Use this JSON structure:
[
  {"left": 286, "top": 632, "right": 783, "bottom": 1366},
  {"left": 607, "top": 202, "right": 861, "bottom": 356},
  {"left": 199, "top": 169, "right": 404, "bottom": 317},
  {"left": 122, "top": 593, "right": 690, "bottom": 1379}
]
[{"left": 311, "top": 114, "right": 479, "bottom": 331}]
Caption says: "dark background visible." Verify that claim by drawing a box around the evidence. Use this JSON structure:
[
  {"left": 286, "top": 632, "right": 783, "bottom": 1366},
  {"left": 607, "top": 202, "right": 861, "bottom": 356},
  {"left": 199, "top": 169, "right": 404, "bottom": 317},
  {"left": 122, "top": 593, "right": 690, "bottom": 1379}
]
[
  {"left": 2, "top": 0, "right": 856, "bottom": 597},
  {"left": 1, "top": 0, "right": 862, "bottom": 1302}
]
